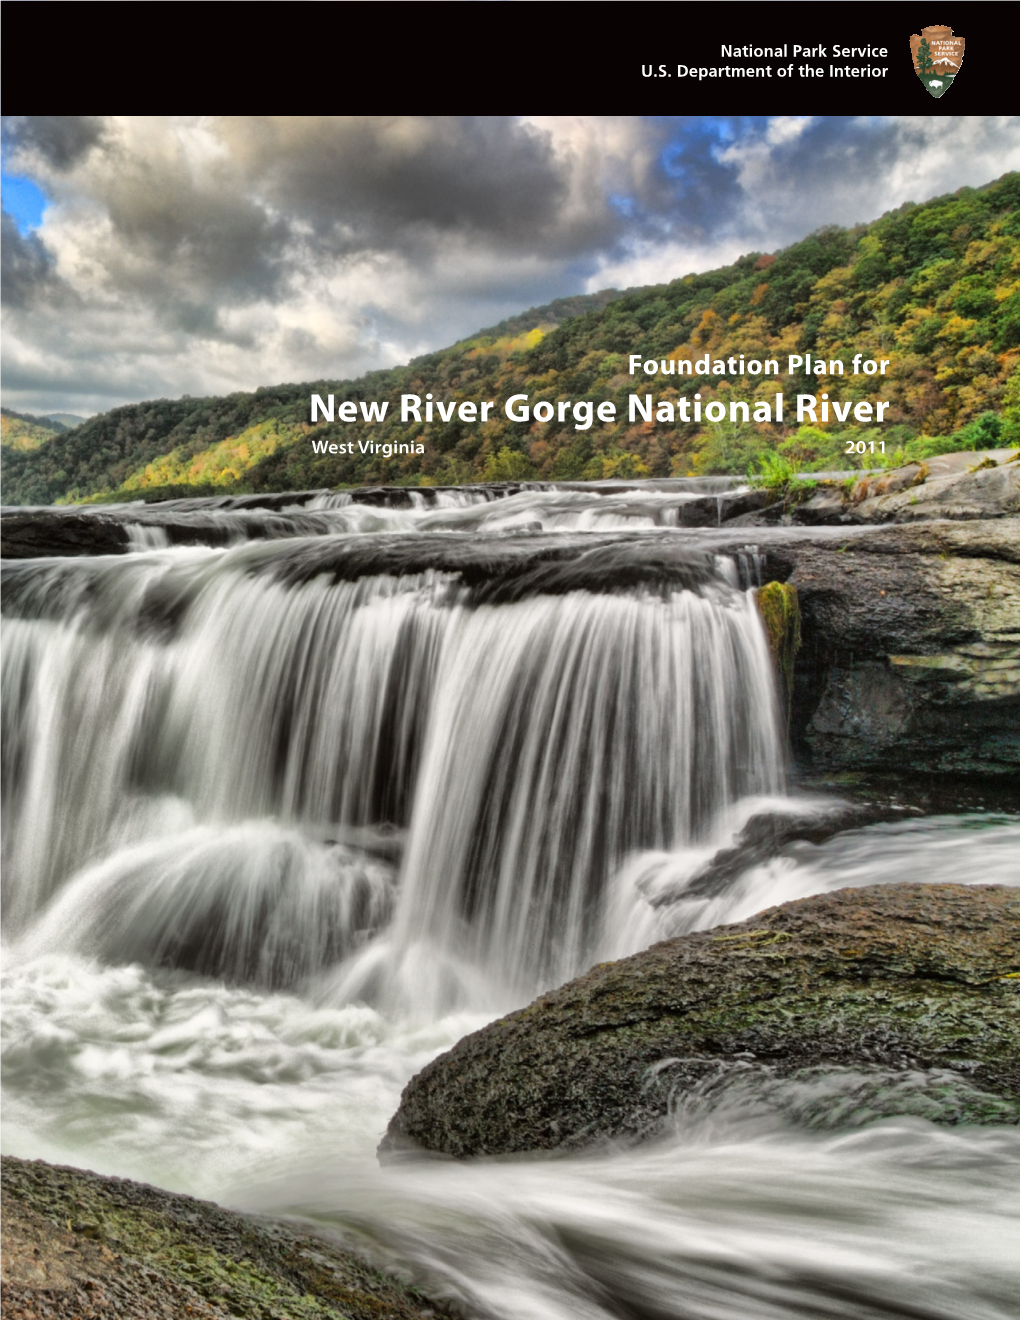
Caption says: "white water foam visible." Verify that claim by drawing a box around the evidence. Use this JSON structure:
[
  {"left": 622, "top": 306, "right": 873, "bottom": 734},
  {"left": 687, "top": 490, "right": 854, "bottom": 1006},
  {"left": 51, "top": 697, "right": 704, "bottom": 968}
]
[{"left": 3, "top": 511, "right": 1018, "bottom": 1319}]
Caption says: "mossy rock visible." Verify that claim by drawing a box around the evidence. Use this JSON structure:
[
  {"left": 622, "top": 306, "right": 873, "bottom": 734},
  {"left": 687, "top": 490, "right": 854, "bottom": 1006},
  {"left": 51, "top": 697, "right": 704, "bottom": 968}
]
[
  {"left": 383, "top": 884, "right": 1020, "bottom": 1159},
  {"left": 756, "top": 580, "right": 801, "bottom": 709},
  {"left": 1, "top": 1155, "right": 447, "bottom": 1319}
]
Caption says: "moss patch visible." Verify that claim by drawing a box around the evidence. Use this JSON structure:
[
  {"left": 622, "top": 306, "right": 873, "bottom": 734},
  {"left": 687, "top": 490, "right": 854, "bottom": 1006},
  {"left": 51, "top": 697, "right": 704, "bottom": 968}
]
[
  {"left": 756, "top": 580, "right": 802, "bottom": 713},
  {"left": 384, "top": 884, "right": 1020, "bottom": 1159},
  {"left": 1, "top": 1156, "right": 448, "bottom": 1320}
]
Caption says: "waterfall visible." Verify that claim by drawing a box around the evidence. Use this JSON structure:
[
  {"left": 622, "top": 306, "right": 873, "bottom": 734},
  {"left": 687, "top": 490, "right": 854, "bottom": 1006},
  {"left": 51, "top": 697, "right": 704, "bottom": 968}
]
[
  {"left": 4, "top": 495, "right": 1016, "bottom": 1317},
  {"left": 2, "top": 534, "right": 784, "bottom": 1009},
  {"left": 17, "top": 825, "right": 395, "bottom": 988},
  {"left": 384, "top": 586, "right": 780, "bottom": 1004}
]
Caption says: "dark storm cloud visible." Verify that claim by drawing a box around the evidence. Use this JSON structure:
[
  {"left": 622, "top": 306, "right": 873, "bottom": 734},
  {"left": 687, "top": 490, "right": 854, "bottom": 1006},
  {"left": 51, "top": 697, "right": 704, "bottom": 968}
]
[
  {"left": 0, "top": 210, "right": 62, "bottom": 307},
  {"left": 222, "top": 117, "right": 585, "bottom": 251},
  {"left": 5, "top": 117, "right": 601, "bottom": 319},
  {"left": 3, "top": 115, "right": 106, "bottom": 170},
  {"left": 99, "top": 181, "right": 292, "bottom": 306},
  {"left": 645, "top": 116, "right": 916, "bottom": 248},
  {"left": 653, "top": 118, "right": 752, "bottom": 231}
]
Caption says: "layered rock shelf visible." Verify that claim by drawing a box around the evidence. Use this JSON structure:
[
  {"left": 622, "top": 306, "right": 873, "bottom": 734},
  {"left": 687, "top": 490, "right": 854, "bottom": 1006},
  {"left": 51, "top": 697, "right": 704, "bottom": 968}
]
[{"left": 755, "top": 519, "right": 1020, "bottom": 775}]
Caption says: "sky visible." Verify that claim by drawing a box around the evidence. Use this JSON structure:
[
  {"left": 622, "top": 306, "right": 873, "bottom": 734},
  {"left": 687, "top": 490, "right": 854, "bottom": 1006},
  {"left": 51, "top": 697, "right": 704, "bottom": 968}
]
[{"left": 2, "top": 115, "right": 1019, "bottom": 418}]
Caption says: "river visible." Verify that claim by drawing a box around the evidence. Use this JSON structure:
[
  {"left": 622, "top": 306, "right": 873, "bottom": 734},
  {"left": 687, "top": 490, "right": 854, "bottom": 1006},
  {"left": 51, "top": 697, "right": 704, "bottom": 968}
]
[{"left": 3, "top": 483, "right": 1018, "bottom": 1319}]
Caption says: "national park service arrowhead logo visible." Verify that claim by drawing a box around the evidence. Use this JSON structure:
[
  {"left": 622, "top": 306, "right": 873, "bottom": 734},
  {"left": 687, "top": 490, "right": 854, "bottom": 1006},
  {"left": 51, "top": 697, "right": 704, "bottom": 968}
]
[{"left": 910, "top": 25, "right": 964, "bottom": 97}]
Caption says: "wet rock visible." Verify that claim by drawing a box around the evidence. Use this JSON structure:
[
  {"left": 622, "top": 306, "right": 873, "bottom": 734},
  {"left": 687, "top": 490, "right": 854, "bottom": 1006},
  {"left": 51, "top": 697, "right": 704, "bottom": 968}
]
[
  {"left": 849, "top": 463, "right": 927, "bottom": 500},
  {"left": 650, "top": 801, "right": 910, "bottom": 905},
  {"left": 1, "top": 510, "right": 129, "bottom": 558},
  {"left": 754, "top": 519, "right": 1020, "bottom": 775},
  {"left": 755, "top": 581, "right": 801, "bottom": 720},
  {"left": 709, "top": 487, "right": 773, "bottom": 523},
  {"left": 252, "top": 531, "right": 722, "bottom": 601},
  {"left": 383, "top": 885, "right": 1020, "bottom": 1159},
  {"left": 788, "top": 486, "right": 846, "bottom": 524},
  {"left": 1, "top": 1155, "right": 444, "bottom": 1319}
]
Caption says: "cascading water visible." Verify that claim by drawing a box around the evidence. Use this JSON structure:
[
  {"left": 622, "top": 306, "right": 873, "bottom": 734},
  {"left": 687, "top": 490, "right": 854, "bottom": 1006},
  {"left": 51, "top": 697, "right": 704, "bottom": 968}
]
[
  {"left": 3, "top": 488, "right": 1018, "bottom": 1320},
  {"left": 3, "top": 531, "right": 781, "bottom": 1007},
  {"left": 383, "top": 585, "right": 780, "bottom": 1006}
]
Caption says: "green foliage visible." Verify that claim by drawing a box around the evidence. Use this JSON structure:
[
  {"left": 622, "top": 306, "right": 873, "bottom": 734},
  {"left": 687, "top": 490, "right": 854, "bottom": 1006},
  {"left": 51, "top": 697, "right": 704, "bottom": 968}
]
[
  {"left": 778, "top": 426, "right": 860, "bottom": 471},
  {"left": 1001, "top": 363, "right": 1020, "bottom": 446},
  {"left": 481, "top": 447, "right": 538, "bottom": 482},
  {"left": 0, "top": 408, "right": 66, "bottom": 452},
  {"left": 952, "top": 411, "right": 1003, "bottom": 450},
  {"left": 747, "top": 451, "right": 818, "bottom": 508},
  {"left": 749, "top": 451, "right": 796, "bottom": 488},
  {"left": 756, "top": 581, "right": 802, "bottom": 719},
  {"left": 688, "top": 422, "right": 765, "bottom": 476},
  {"left": 581, "top": 449, "right": 651, "bottom": 480},
  {"left": 917, "top": 37, "right": 935, "bottom": 76},
  {"left": 901, "top": 436, "right": 962, "bottom": 462},
  {"left": 881, "top": 412, "right": 1008, "bottom": 467},
  {"left": 418, "top": 454, "right": 478, "bottom": 487},
  {"left": 547, "top": 436, "right": 594, "bottom": 479},
  {"left": 4, "top": 173, "right": 1019, "bottom": 504}
]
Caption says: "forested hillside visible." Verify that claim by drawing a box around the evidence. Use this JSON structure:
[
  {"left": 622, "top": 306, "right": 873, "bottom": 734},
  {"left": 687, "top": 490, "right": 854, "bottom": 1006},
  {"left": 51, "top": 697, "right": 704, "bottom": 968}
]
[
  {"left": 4, "top": 174, "right": 1018, "bottom": 505},
  {"left": 1, "top": 409, "right": 67, "bottom": 454}
]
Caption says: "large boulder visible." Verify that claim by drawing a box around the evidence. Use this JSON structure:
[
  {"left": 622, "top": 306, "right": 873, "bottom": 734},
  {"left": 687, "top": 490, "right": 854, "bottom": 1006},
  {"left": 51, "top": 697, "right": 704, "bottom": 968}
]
[
  {"left": 0, "top": 1156, "right": 440, "bottom": 1320},
  {"left": 383, "top": 885, "right": 1020, "bottom": 1159}
]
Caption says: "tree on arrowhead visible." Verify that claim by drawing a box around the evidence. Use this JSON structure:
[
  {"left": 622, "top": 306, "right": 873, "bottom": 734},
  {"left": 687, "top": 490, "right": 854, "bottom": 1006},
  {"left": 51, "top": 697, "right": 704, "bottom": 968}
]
[{"left": 917, "top": 37, "right": 935, "bottom": 76}]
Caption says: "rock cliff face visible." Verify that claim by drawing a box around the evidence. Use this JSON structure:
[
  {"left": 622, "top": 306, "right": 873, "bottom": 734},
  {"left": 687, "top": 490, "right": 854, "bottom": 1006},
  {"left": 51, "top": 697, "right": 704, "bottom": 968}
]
[
  {"left": 0, "top": 509, "right": 131, "bottom": 558},
  {"left": 750, "top": 520, "right": 1020, "bottom": 775},
  {"left": 383, "top": 885, "right": 1020, "bottom": 1159}
]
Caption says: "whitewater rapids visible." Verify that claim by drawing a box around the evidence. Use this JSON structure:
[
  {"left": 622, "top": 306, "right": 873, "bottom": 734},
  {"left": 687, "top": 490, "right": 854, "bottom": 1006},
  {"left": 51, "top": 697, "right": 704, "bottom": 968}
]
[{"left": 3, "top": 488, "right": 1018, "bottom": 1319}]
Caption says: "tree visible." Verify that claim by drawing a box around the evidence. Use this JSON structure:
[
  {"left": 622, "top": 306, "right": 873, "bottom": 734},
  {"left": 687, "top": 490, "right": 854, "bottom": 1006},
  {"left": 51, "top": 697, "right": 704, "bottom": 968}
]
[
  {"left": 917, "top": 38, "right": 935, "bottom": 77},
  {"left": 952, "top": 411, "right": 1002, "bottom": 451},
  {"left": 482, "top": 447, "right": 537, "bottom": 482},
  {"left": 1000, "top": 364, "right": 1020, "bottom": 447}
]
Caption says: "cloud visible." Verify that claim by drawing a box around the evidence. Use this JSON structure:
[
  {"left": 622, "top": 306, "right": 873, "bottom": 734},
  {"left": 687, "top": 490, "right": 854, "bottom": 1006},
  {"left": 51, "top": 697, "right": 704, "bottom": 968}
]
[
  {"left": 2, "top": 115, "right": 106, "bottom": 171},
  {"left": 590, "top": 115, "right": 1020, "bottom": 290},
  {"left": 220, "top": 117, "right": 572, "bottom": 249},
  {"left": 2, "top": 115, "right": 1018, "bottom": 416},
  {"left": 1, "top": 211, "right": 62, "bottom": 308}
]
